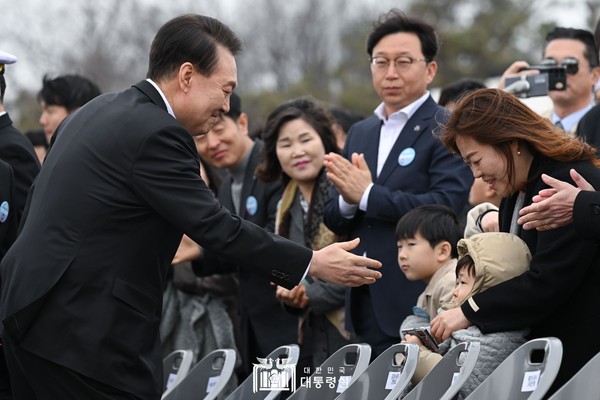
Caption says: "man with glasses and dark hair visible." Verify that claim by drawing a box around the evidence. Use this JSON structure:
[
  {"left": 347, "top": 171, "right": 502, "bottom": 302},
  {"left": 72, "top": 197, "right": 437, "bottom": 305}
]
[
  {"left": 500, "top": 27, "right": 600, "bottom": 135},
  {"left": 324, "top": 9, "right": 472, "bottom": 357}
]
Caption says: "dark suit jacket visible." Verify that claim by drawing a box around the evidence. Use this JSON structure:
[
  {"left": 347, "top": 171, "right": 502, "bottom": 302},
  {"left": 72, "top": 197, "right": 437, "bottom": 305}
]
[
  {"left": 0, "top": 160, "right": 16, "bottom": 261},
  {"left": 204, "top": 140, "right": 298, "bottom": 363},
  {"left": 462, "top": 155, "right": 600, "bottom": 390},
  {"left": 576, "top": 104, "right": 600, "bottom": 156},
  {"left": 0, "top": 81, "right": 311, "bottom": 399},
  {"left": 574, "top": 189, "right": 600, "bottom": 238},
  {"left": 324, "top": 96, "right": 472, "bottom": 337},
  {"left": 0, "top": 113, "right": 40, "bottom": 224}
]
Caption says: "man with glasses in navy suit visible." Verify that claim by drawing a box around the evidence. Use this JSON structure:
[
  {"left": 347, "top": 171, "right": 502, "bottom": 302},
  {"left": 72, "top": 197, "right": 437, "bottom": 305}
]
[{"left": 324, "top": 9, "right": 472, "bottom": 357}]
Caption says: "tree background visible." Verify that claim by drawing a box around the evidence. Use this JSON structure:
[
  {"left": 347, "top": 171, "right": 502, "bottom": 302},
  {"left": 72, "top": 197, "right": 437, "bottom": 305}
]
[{"left": 2, "top": 0, "right": 599, "bottom": 133}]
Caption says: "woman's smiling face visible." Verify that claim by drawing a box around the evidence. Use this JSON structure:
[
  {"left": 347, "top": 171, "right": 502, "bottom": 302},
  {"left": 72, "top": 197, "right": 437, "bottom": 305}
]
[{"left": 456, "top": 136, "right": 513, "bottom": 197}]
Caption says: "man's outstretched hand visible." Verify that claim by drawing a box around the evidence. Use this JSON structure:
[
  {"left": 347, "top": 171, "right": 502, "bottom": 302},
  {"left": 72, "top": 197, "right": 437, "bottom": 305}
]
[{"left": 309, "top": 238, "right": 382, "bottom": 287}]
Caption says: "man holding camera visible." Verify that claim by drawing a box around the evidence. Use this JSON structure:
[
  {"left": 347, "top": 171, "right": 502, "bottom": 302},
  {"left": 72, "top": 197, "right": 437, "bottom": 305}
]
[{"left": 500, "top": 27, "right": 599, "bottom": 135}]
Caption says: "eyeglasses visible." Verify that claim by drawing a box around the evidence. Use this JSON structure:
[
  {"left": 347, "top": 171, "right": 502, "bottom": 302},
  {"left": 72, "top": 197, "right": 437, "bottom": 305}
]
[
  {"left": 369, "top": 55, "right": 428, "bottom": 72},
  {"left": 541, "top": 57, "right": 580, "bottom": 75}
]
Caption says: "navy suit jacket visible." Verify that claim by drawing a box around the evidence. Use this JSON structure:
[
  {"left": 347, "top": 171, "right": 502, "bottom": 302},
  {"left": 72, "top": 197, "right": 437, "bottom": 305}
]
[
  {"left": 0, "top": 81, "right": 311, "bottom": 399},
  {"left": 324, "top": 96, "right": 472, "bottom": 337}
]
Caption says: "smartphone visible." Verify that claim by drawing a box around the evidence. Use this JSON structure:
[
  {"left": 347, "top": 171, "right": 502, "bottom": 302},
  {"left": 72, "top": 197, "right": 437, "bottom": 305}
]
[{"left": 401, "top": 326, "right": 440, "bottom": 351}]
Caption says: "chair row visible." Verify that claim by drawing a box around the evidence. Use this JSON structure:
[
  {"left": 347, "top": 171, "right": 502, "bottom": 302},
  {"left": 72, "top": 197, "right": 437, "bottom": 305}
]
[{"left": 160, "top": 336, "right": 600, "bottom": 400}]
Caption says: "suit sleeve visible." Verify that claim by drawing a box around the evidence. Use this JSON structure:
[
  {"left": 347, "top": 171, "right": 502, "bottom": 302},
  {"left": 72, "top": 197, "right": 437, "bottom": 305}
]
[
  {"left": 573, "top": 190, "right": 600, "bottom": 238},
  {"left": 0, "top": 139, "right": 40, "bottom": 222},
  {"left": 130, "top": 127, "right": 311, "bottom": 289}
]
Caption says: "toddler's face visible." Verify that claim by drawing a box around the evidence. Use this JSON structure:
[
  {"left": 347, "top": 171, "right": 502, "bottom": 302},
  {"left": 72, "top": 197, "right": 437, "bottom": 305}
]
[
  {"left": 452, "top": 266, "right": 475, "bottom": 306},
  {"left": 397, "top": 232, "right": 441, "bottom": 282}
]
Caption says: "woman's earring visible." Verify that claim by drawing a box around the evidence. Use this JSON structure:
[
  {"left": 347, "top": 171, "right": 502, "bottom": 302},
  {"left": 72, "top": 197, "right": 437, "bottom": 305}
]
[{"left": 517, "top": 150, "right": 521, "bottom": 156}]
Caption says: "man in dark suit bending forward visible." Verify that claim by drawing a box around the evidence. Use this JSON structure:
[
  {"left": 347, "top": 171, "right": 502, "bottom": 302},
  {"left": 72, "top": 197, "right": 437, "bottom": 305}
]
[{"left": 0, "top": 14, "right": 381, "bottom": 400}]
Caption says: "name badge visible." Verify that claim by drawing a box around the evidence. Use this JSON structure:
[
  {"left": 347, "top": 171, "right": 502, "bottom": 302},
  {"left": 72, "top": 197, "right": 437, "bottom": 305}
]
[
  {"left": 398, "top": 147, "right": 416, "bottom": 166},
  {"left": 246, "top": 196, "right": 258, "bottom": 216},
  {"left": 0, "top": 201, "right": 9, "bottom": 223}
]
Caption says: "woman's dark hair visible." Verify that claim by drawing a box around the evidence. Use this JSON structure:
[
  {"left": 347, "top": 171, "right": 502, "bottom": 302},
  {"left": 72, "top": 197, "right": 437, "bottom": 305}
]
[
  {"left": 256, "top": 97, "right": 338, "bottom": 183},
  {"left": 439, "top": 88, "right": 600, "bottom": 189}
]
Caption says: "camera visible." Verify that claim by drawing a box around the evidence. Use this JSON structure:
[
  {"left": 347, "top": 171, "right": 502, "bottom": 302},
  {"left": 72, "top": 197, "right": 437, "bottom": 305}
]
[{"left": 504, "top": 66, "right": 567, "bottom": 98}]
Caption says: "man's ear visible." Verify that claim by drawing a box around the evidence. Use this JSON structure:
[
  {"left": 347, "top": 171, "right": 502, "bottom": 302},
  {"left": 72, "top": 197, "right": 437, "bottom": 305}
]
[
  {"left": 236, "top": 112, "right": 249, "bottom": 135},
  {"left": 178, "top": 62, "right": 195, "bottom": 93}
]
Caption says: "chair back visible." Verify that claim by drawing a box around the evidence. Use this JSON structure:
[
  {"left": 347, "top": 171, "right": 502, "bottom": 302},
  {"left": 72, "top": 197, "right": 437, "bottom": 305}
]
[
  {"left": 225, "top": 344, "right": 300, "bottom": 400},
  {"left": 287, "top": 343, "right": 371, "bottom": 400},
  {"left": 403, "top": 341, "right": 480, "bottom": 400},
  {"left": 162, "top": 349, "right": 194, "bottom": 399},
  {"left": 465, "top": 337, "right": 562, "bottom": 400},
  {"left": 334, "top": 343, "right": 419, "bottom": 400},
  {"left": 547, "top": 350, "right": 600, "bottom": 400},
  {"left": 162, "top": 348, "right": 237, "bottom": 400}
]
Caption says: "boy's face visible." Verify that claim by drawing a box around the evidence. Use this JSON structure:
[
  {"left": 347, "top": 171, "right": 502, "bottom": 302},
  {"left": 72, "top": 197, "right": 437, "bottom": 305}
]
[
  {"left": 452, "top": 265, "right": 475, "bottom": 306},
  {"left": 397, "top": 232, "right": 447, "bottom": 283}
]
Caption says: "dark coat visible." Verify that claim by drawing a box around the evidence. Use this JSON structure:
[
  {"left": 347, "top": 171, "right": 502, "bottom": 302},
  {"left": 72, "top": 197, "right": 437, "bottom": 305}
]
[
  {"left": 0, "top": 113, "right": 40, "bottom": 224},
  {"left": 462, "top": 155, "right": 600, "bottom": 393}
]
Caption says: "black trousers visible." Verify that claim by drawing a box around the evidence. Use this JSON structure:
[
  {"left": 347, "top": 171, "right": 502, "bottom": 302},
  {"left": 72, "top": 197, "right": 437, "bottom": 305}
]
[{"left": 3, "top": 334, "right": 141, "bottom": 400}]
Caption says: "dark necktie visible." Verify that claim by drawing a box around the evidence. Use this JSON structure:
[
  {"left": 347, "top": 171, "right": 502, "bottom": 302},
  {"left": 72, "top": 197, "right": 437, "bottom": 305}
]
[{"left": 555, "top": 120, "right": 564, "bottom": 130}]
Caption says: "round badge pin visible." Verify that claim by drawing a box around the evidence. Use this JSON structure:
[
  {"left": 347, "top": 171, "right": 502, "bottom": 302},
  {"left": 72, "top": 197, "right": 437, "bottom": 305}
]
[
  {"left": 246, "top": 196, "right": 258, "bottom": 216},
  {"left": 398, "top": 147, "right": 416, "bottom": 166},
  {"left": 0, "top": 201, "right": 9, "bottom": 223}
]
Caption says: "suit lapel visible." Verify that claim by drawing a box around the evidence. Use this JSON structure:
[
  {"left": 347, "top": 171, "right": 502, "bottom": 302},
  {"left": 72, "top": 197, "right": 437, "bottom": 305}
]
[
  {"left": 355, "top": 118, "right": 381, "bottom": 180},
  {"left": 376, "top": 96, "right": 437, "bottom": 184},
  {"left": 239, "top": 141, "right": 263, "bottom": 217},
  {"left": 132, "top": 80, "right": 168, "bottom": 112}
]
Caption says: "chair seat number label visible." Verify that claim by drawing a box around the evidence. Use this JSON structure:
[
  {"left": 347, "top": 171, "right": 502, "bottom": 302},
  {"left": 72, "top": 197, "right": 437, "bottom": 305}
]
[
  {"left": 521, "top": 370, "right": 540, "bottom": 392},
  {"left": 165, "top": 373, "right": 177, "bottom": 391},
  {"left": 451, "top": 372, "right": 460, "bottom": 385},
  {"left": 385, "top": 371, "right": 401, "bottom": 389},
  {"left": 207, "top": 376, "right": 220, "bottom": 393}
]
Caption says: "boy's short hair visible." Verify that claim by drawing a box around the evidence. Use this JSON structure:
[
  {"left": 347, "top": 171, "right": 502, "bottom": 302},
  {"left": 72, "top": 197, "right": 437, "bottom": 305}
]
[
  {"left": 456, "top": 254, "right": 476, "bottom": 279},
  {"left": 395, "top": 204, "right": 462, "bottom": 258}
]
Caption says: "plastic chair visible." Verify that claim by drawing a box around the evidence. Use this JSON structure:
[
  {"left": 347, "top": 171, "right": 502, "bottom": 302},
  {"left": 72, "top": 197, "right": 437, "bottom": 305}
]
[
  {"left": 287, "top": 343, "right": 371, "bottom": 400},
  {"left": 465, "top": 337, "right": 562, "bottom": 400},
  {"left": 162, "top": 349, "right": 194, "bottom": 399},
  {"left": 225, "top": 344, "right": 300, "bottom": 400},
  {"left": 547, "top": 350, "right": 600, "bottom": 400},
  {"left": 162, "top": 348, "right": 237, "bottom": 400},
  {"left": 402, "top": 341, "right": 481, "bottom": 400},
  {"left": 334, "top": 342, "right": 419, "bottom": 400}
]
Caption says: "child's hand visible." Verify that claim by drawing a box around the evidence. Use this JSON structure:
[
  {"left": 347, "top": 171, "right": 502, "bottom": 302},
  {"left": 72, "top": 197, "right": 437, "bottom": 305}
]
[
  {"left": 402, "top": 334, "right": 423, "bottom": 347},
  {"left": 275, "top": 284, "right": 309, "bottom": 309}
]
